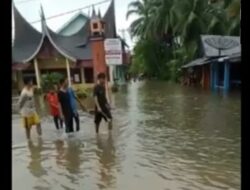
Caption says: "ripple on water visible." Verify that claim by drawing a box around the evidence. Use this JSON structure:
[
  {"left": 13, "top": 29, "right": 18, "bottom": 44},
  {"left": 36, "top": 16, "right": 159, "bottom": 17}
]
[{"left": 12, "top": 82, "right": 240, "bottom": 190}]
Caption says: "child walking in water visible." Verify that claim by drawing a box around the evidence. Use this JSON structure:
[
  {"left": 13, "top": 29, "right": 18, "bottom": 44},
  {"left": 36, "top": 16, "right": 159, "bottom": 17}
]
[
  {"left": 93, "top": 73, "right": 112, "bottom": 133},
  {"left": 18, "top": 78, "right": 42, "bottom": 140},
  {"left": 46, "top": 85, "right": 63, "bottom": 130}
]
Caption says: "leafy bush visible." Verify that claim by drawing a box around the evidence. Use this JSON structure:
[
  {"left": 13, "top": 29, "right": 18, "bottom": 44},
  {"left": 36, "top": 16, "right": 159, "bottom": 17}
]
[
  {"left": 34, "top": 88, "right": 43, "bottom": 95},
  {"left": 41, "top": 72, "right": 64, "bottom": 92},
  {"left": 75, "top": 88, "right": 88, "bottom": 99},
  {"left": 73, "top": 84, "right": 92, "bottom": 99}
]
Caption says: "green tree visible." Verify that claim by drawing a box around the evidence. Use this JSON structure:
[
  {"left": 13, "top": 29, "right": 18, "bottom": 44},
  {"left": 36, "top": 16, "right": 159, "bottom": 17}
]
[
  {"left": 126, "top": 0, "right": 151, "bottom": 38},
  {"left": 127, "top": 0, "right": 240, "bottom": 81}
]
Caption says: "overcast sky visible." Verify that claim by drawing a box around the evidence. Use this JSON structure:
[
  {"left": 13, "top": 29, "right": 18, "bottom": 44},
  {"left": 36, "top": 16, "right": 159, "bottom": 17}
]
[{"left": 13, "top": 0, "right": 138, "bottom": 49}]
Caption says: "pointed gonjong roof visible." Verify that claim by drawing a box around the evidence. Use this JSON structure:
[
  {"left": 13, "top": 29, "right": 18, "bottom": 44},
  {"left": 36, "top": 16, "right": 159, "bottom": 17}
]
[
  {"left": 103, "top": 0, "right": 116, "bottom": 38},
  {"left": 40, "top": 6, "right": 90, "bottom": 61},
  {"left": 12, "top": 0, "right": 117, "bottom": 64},
  {"left": 12, "top": 5, "right": 44, "bottom": 63}
]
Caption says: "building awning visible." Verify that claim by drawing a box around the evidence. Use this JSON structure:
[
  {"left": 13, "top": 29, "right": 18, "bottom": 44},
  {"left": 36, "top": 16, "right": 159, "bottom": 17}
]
[
  {"left": 182, "top": 58, "right": 210, "bottom": 68},
  {"left": 182, "top": 51, "right": 241, "bottom": 69},
  {"left": 210, "top": 53, "right": 241, "bottom": 63}
]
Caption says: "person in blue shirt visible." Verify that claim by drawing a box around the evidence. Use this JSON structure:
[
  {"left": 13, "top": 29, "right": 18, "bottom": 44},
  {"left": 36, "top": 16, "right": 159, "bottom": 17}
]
[{"left": 67, "top": 85, "right": 80, "bottom": 132}]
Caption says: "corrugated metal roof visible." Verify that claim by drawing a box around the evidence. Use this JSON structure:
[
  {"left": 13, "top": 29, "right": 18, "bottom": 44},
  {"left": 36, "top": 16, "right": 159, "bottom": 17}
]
[{"left": 182, "top": 58, "right": 210, "bottom": 68}]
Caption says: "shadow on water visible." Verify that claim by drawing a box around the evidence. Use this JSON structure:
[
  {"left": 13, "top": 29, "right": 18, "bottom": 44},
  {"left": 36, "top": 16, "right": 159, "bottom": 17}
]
[
  {"left": 27, "top": 138, "right": 47, "bottom": 178},
  {"left": 12, "top": 81, "right": 241, "bottom": 190}
]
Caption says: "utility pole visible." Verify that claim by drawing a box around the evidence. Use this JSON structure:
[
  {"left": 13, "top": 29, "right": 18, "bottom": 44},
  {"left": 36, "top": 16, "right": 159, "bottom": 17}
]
[{"left": 119, "top": 29, "right": 126, "bottom": 41}]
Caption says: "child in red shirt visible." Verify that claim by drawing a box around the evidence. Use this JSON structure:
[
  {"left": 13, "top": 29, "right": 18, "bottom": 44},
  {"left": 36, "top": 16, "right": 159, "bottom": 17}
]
[{"left": 46, "top": 85, "right": 63, "bottom": 130}]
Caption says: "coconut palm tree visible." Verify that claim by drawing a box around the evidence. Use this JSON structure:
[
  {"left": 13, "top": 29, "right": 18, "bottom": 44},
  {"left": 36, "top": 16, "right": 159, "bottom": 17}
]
[
  {"left": 226, "top": 0, "right": 240, "bottom": 35},
  {"left": 126, "top": 0, "right": 240, "bottom": 80},
  {"left": 126, "top": 0, "right": 152, "bottom": 38},
  {"left": 207, "top": 0, "right": 240, "bottom": 35}
]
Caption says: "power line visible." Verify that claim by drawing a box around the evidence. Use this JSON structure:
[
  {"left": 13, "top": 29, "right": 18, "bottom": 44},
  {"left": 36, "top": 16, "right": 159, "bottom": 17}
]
[
  {"left": 29, "top": 0, "right": 110, "bottom": 24},
  {"left": 15, "top": 0, "right": 40, "bottom": 5}
]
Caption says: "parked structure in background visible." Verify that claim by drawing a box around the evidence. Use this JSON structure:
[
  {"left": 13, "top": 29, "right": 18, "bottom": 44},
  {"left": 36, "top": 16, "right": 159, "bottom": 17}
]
[
  {"left": 12, "top": 0, "right": 131, "bottom": 92},
  {"left": 182, "top": 35, "right": 241, "bottom": 92}
]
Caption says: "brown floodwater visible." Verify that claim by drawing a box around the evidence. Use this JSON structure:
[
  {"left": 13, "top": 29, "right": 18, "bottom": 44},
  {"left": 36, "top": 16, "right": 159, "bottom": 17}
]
[{"left": 12, "top": 81, "right": 241, "bottom": 190}]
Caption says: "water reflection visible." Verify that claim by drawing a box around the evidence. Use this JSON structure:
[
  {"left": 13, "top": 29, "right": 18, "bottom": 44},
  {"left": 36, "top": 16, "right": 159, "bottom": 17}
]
[
  {"left": 54, "top": 140, "right": 65, "bottom": 167},
  {"left": 54, "top": 139, "right": 83, "bottom": 175},
  {"left": 27, "top": 138, "right": 47, "bottom": 178},
  {"left": 64, "top": 140, "right": 82, "bottom": 175},
  {"left": 13, "top": 81, "right": 240, "bottom": 190},
  {"left": 96, "top": 133, "right": 116, "bottom": 189}
]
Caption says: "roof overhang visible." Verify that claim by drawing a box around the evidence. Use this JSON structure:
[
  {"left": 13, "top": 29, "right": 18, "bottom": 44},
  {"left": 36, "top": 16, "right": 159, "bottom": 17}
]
[
  {"left": 76, "top": 60, "right": 93, "bottom": 68},
  {"left": 182, "top": 58, "right": 210, "bottom": 68},
  {"left": 12, "top": 62, "right": 32, "bottom": 70}
]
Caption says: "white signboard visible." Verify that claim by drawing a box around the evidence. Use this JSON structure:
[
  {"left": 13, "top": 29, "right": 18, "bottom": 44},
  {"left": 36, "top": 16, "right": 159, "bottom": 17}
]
[
  {"left": 104, "top": 38, "right": 122, "bottom": 65},
  {"left": 74, "top": 74, "right": 80, "bottom": 82}
]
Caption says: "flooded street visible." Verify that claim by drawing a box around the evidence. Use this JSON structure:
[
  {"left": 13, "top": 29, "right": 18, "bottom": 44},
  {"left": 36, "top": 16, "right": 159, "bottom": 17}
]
[{"left": 12, "top": 81, "right": 241, "bottom": 190}]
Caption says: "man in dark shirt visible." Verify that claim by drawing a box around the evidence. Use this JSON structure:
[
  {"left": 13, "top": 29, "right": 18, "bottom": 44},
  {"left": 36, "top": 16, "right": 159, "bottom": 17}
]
[
  {"left": 58, "top": 77, "right": 74, "bottom": 134},
  {"left": 93, "top": 73, "right": 112, "bottom": 133}
]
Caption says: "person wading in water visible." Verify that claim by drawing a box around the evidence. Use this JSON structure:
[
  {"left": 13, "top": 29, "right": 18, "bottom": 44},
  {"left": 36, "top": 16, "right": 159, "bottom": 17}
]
[
  {"left": 93, "top": 73, "right": 112, "bottom": 133},
  {"left": 58, "top": 78, "right": 74, "bottom": 135},
  {"left": 18, "top": 78, "right": 42, "bottom": 140},
  {"left": 45, "top": 84, "right": 63, "bottom": 131},
  {"left": 67, "top": 80, "right": 80, "bottom": 132}
]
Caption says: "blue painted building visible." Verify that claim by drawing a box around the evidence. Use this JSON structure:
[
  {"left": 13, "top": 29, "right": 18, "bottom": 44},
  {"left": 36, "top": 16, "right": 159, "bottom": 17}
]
[{"left": 182, "top": 35, "right": 241, "bottom": 92}]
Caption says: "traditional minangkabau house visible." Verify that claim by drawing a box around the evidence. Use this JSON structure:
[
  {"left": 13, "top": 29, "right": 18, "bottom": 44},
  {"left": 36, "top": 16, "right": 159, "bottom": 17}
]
[
  {"left": 12, "top": 0, "right": 130, "bottom": 91},
  {"left": 57, "top": 10, "right": 131, "bottom": 85},
  {"left": 57, "top": 12, "right": 89, "bottom": 36},
  {"left": 182, "top": 35, "right": 241, "bottom": 91}
]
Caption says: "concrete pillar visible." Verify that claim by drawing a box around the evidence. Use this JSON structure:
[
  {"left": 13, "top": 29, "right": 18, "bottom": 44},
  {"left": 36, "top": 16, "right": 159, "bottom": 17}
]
[
  {"left": 223, "top": 60, "right": 230, "bottom": 91},
  {"left": 34, "top": 59, "right": 41, "bottom": 88},
  {"left": 90, "top": 38, "right": 106, "bottom": 82},
  {"left": 80, "top": 68, "right": 85, "bottom": 83},
  {"left": 116, "top": 66, "right": 120, "bottom": 82},
  {"left": 210, "top": 63, "right": 214, "bottom": 89},
  {"left": 201, "top": 66, "right": 204, "bottom": 88},
  {"left": 109, "top": 65, "right": 114, "bottom": 84},
  {"left": 17, "top": 71, "right": 24, "bottom": 91},
  {"left": 66, "top": 58, "right": 71, "bottom": 87},
  {"left": 120, "top": 66, "right": 125, "bottom": 84},
  {"left": 214, "top": 63, "right": 219, "bottom": 89}
]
